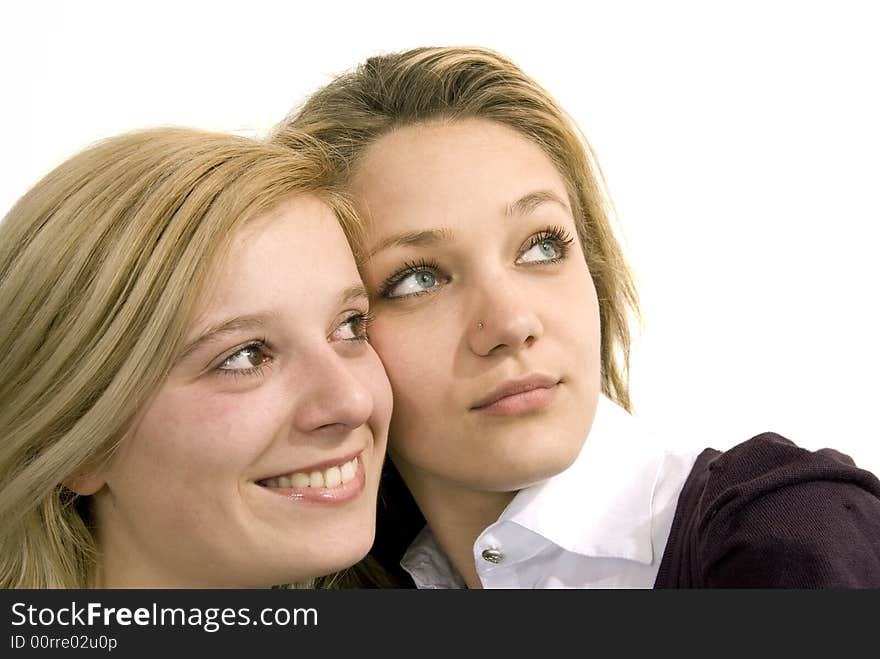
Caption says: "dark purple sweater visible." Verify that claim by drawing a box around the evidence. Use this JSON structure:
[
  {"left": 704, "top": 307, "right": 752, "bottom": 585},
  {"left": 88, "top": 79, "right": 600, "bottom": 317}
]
[{"left": 654, "top": 433, "right": 880, "bottom": 588}]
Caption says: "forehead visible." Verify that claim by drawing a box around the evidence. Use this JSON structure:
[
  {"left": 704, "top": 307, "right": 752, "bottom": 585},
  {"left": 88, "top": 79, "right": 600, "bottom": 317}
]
[
  {"left": 195, "top": 195, "right": 357, "bottom": 320},
  {"left": 229, "top": 194, "right": 347, "bottom": 266},
  {"left": 351, "top": 118, "right": 569, "bottom": 222}
]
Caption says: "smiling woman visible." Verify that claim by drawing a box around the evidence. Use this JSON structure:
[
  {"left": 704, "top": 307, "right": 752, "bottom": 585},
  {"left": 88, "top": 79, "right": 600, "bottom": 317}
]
[{"left": 0, "top": 128, "right": 391, "bottom": 588}]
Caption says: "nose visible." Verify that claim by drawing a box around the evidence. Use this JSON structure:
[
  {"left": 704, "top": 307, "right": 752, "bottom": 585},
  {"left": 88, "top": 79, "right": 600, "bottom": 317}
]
[
  {"left": 467, "top": 278, "right": 544, "bottom": 357},
  {"left": 291, "top": 349, "right": 375, "bottom": 435}
]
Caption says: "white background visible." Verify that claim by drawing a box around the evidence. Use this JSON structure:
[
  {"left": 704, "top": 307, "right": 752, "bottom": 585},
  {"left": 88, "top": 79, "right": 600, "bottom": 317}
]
[{"left": 2, "top": 1, "right": 878, "bottom": 473}]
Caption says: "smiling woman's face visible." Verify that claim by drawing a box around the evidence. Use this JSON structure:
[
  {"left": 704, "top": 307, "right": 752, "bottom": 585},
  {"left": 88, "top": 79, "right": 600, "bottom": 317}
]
[
  {"left": 352, "top": 118, "right": 601, "bottom": 495},
  {"left": 85, "top": 195, "right": 392, "bottom": 588}
]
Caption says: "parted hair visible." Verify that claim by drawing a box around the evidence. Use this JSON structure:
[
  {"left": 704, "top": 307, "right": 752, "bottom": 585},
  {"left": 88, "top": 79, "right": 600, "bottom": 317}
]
[
  {"left": 0, "top": 127, "right": 365, "bottom": 588},
  {"left": 270, "top": 45, "right": 639, "bottom": 411}
]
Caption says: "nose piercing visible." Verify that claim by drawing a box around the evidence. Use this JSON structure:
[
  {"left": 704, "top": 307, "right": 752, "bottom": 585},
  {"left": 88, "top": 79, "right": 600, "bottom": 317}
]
[{"left": 477, "top": 321, "right": 484, "bottom": 330}]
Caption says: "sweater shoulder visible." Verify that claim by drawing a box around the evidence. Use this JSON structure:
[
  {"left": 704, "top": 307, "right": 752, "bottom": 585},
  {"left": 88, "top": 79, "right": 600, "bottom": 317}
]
[
  {"left": 656, "top": 432, "right": 880, "bottom": 588},
  {"left": 699, "top": 431, "right": 879, "bottom": 512}
]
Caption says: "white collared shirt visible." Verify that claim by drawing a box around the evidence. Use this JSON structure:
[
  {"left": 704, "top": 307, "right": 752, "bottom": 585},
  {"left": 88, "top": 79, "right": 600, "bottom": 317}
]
[{"left": 400, "top": 396, "right": 700, "bottom": 588}]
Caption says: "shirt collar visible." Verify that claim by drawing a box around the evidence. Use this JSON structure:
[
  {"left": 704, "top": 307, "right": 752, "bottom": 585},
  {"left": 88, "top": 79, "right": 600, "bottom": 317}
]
[
  {"left": 491, "top": 394, "right": 664, "bottom": 565},
  {"left": 401, "top": 395, "right": 666, "bottom": 585}
]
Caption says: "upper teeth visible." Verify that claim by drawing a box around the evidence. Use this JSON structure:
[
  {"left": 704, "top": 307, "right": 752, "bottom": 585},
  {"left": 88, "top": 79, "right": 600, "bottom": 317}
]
[{"left": 261, "top": 457, "right": 358, "bottom": 489}]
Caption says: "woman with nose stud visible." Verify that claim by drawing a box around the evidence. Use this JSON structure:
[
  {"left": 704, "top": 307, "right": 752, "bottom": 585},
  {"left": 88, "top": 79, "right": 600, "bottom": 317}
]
[
  {"left": 0, "top": 128, "right": 392, "bottom": 588},
  {"left": 271, "top": 46, "right": 880, "bottom": 588}
]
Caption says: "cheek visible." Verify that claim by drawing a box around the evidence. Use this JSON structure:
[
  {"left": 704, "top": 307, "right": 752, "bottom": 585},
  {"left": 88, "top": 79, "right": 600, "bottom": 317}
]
[
  {"left": 579, "top": 272, "right": 602, "bottom": 338},
  {"left": 564, "top": 269, "right": 602, "bottom": 367},
  {"left": 368, "top": 314, "right": 452, "bottom": 443},
  {"left": 371, "top": 314, "right": 438, "bottom": 388},
  {"left": 539, "top": 265, "right": 602, "bottom": 366},
  {"left": 108, "top": 388, "right": 271, "bottom": 495}
]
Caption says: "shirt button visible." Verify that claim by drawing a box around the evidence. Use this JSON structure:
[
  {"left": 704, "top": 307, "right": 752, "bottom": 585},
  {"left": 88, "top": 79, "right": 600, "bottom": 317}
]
[{"left": 481, "top": 548, "right": 503, "bottom": 564}]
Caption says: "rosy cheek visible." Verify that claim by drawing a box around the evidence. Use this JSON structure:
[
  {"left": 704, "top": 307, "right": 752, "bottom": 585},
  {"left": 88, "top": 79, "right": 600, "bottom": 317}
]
[
  {"left": 366, "top": 328, "right": 400, "bottom": 371},
  {"left": 134, "top": 389, "right": 261, "bottom": 471},
  {"left": 371, "top": 314, "right": 434, "bottom": 367}
]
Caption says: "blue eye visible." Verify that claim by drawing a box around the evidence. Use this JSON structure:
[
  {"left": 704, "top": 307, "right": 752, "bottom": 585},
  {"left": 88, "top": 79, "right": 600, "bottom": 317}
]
[
  {"left": 519, "top": 239, "right": 561, "bottom": 263},
  {"left": 380, "top": 260, "right": 448, "bottom": 299},
  {"left": 389, "top": 270, "right": 437, "bottom": 297},
  {"left": 516, "top": 226, "right": 575, "bottom": 265}
]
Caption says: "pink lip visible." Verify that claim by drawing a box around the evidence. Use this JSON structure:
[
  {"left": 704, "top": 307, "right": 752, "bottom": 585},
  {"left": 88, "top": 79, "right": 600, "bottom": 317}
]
[
  {"left": 257, "top": 449, "right": 363, "bottom": 483},
  {"left": 258, "top": 456, "right": 367, "bottom": 504},
  {"left": 471, "top": 374, "right": 560, "bottom": 416}
]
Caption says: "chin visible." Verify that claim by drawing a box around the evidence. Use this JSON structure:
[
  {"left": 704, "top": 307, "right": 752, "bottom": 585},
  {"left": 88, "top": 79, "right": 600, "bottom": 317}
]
[
  {"left": 491, "top": 429, "right": 586, "bottom": 489},
  {"left": 449, "top": 448, "right": 580, "bottom": 493},
  {"left": 473, "top": 460, "right": 575, "bottom": 492},
  {"left": 304, "top": 525, "right": 376, "bottom": 575},
  {"left": 239, "top": 519, "right": 376, "bottom": 587}
]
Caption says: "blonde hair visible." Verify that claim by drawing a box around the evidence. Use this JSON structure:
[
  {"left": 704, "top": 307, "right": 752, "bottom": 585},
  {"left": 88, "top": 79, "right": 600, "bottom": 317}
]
[
  {"left": 0, "top": 127, "right": 361, "bottom": 588},
  {"left": 270, "top": 45, "right": 639, "bottom": 411}
]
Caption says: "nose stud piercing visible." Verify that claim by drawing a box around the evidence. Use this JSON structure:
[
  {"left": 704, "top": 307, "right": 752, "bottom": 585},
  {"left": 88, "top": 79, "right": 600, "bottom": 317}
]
[{"left": 477, "top": 321, "right": 484, "bottom": 330}]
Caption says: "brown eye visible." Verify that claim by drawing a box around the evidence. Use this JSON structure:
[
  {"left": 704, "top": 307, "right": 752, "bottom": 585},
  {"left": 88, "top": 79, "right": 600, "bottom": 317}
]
[
  {"left": 218, "top": 343, "right": 270, "bottom": 372},
  {"left": 329, "top": 312, "right": 372, "bottom": 342}
]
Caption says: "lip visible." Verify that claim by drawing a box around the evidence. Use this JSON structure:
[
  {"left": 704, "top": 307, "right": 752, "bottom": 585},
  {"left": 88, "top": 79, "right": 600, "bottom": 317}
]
[
  {"left": 257, "top": 455, "right": 367, "bottom": 504},
  {"left": 256, "top": 449, "right": 364, "bottom": 483},
  {"left": 471, "top": 374, "right": 560, "bottom": 414}
]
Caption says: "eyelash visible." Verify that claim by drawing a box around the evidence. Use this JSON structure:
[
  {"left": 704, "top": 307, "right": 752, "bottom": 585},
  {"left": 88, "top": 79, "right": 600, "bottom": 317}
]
[
  {"left": 216, "top": 339, "right": 272, "bottom": 379},
  {"left": 213, "top": 312, "right": 373, "bottom": 379},
  {"left": 336, "top": 310, "right": 375, "bottom": 342},
  {"left": 521, "top": 225, "right": 575, "bottom": 264},
  {"left": 378, "top": 225, "right": 576, "bottom": 299},
  {"left": 378, "top": 258, "right": 443, "bottom": 299}
]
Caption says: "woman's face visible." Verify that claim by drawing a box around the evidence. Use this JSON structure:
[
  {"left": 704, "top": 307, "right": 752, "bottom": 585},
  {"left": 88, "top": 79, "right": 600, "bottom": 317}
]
[
  {"left": 89, "top": 196, "right": 392, "bottom": 587},
  {"left": 351, "top": 118, "right": 601, "bottom": 494}
]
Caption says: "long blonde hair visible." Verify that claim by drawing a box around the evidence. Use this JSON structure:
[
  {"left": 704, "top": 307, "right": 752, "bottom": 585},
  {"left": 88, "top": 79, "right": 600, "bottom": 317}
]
[
  {"left": 270, "top": 45, "right": 639, "bottom": 411},
  {"left": 0, "top": 127, "right": 361, "bottom": 588}
]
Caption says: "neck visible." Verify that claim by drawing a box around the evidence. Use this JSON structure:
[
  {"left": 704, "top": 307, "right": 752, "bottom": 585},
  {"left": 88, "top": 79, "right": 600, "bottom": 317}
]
[{"left": 395, "top": 460, "right": 516, "bottom": 589}]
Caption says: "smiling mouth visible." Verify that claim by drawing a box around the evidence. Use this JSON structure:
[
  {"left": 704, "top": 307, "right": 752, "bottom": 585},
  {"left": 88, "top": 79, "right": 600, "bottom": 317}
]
[{"left": 258, "top": 456, "right": 359, "bottom": 490}]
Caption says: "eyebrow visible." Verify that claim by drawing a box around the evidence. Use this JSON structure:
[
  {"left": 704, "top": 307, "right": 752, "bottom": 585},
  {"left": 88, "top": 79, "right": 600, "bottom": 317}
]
[
  {"left": 338, "top": 284, "right": 370, "bottom": 306},
  {"left": 367, "top": 190, "right": 571, "bottom": 257},
  {"left": 178, "top": 313, "right": 277, "bottom": 361},
  {"left": 179, "top": 285, "right": 369, "bottom": 360},
  {"left": 506, "top": 189, "right": 571, "bottom": 217},
  {"left": 367, "top": 227, "right": 454, "bottom": 257}
]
